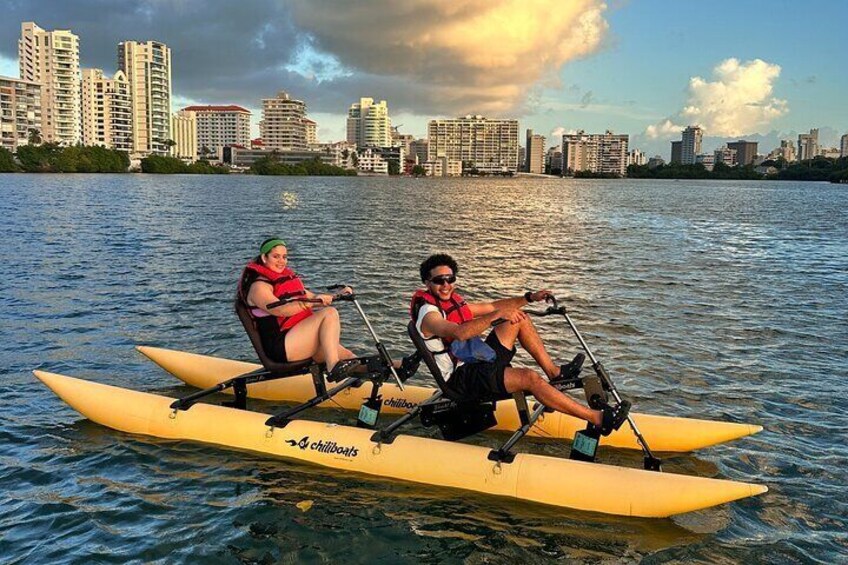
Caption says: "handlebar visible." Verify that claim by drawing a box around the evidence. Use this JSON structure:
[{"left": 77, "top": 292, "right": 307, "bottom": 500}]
[{"left": 266, "top": 285, "right": 354, "bottom": 310}]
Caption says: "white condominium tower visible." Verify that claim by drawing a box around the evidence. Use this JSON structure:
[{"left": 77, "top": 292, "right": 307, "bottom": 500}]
[
  {"left": 260, "top": 91, "right": 308, "bottom": 151},
  {"left": 562, "top": 130, "right": 629, "bottom": 176},
  {"left": 681, "top": 125, "right": 703, "bottom": 165},
  {"left": 346, "top": 97, "right": 392, "bottom": 148},
  {"left": 182, "top": 105, "right": 252, "bottom": 156},
  {"left": 118, "top": 40, "right": 172, "bottom": 156},
  {"left": 427, "top": 115, "right": 519, "bottom": 174},
  {"left": 18, "top": 22, "right": 80, "bottom": 145},
  {"left": 80, "top": 69, "right": 133, "bottom": 151}
]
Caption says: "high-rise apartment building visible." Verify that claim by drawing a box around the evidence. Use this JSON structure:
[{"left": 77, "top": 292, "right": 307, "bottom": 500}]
[
  {"left": 303, "top": 118, "right": 317, "bottom": 146},
  {"left": 81, "top": 69, "right": 133, "bottom": 151},
  {"left": 409, "top": 139, "right": 429, "bottom": 164},
  {"left": 628, "top": 148, "right": 646, "bottom": 166},
  {"left": 427, "top": 115, "right": 519, "bottom": 174},
  {"left": 182, "top": 105, "right": 251, "bottom": 157},
  {"left": 670, "top": 141, "right": 682, "bottom": 164},
  {"left": 119, "top": 40, "right": 172, "bottom": 156},
  {"left": 0, "top": 75, "right": 41, "bottom": 153},
  {"left": 769, "top": 139, "right": 796, "bottom": 163},
  {"left": 546, "top": 145, "right": 563, "bottom": 173},
  {"left": 19, "top": 22, "right": 80, "bottom": 145},
  {"left": 681, "top": 126, "right": 703, "bottom": 165},
  {"left": 797, "top": 129, "right": 819, "bottom": 161},
  {"left": 260, "top": 91, "right": 307, "bottom": 151},
  {"left": 562, "top": 130, "right": 629, "bottom": 176},
  {"left": 346, "top": 98, "right": 392, "bottom": 148},
  {"left": 525, "top": 129, "right": 545, "bottom": 174},
  {"left": 170, "top": 110, "right": 197, "bottom": 162},
  {"left": 841, "top": 134, "right": 848, "bottom": 158},
  {"left": 713, "top": 146, "right": 737, "bottom": 167},
  {"left": 727, "top": 140, "right": 758, "bottom": 166}
]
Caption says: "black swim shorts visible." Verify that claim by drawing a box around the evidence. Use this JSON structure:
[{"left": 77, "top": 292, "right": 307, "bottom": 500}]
[{"left": 444, "top": 332, "right": 515, "bottom": 402}]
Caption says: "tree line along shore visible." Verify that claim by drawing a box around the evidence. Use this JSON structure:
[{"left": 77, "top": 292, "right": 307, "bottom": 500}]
[{"left": 1, "top": 144, "right": 846, "bottom": 182}]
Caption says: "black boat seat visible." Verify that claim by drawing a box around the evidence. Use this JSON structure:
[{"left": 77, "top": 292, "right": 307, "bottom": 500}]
[
  {"left": 235, "top": 297, "right": 318, "bottom": 377},
  {"left": 406, "top": 320, "right": 466, "bottom": 403}
]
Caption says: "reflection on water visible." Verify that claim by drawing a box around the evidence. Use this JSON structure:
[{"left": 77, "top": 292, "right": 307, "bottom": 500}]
[{"left": 1, "top": 175, "right": 846, "bottom": 562}]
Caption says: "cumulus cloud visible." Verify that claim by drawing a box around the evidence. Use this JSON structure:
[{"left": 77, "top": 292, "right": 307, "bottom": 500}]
[
  {"left": 550, "top": 126, "right": 579, "bottom": 139},
  {"left": 0, "top": 1, "right": 609, "bottom": 122},
  {"left": 645, "top": 119, "right": 684, "bottom": 139},
  {"left": 646, "top": 58, "right": 788, "bottom": 138},
  {"left": 289, "top": 0, "right": 609, "bottom": 114}
]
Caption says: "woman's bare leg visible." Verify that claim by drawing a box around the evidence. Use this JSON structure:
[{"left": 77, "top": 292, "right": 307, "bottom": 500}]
[{"left": 284, "top": 308, "right": 349, "bottom": 371}]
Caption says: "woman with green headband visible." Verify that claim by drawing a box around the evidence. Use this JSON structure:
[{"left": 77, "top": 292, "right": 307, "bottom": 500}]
[{"left": 238, "top": 237, "right": 356, "bottom": 378}]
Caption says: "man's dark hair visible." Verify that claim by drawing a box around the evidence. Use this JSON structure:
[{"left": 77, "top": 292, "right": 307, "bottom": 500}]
[{"left": 419, "top": 254, "right": 459, "bottom": 282}]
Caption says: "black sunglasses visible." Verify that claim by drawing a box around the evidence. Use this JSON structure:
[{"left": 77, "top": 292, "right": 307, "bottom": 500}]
[{"left": 429, "top": 274, "right": 456, "bottom": 285}]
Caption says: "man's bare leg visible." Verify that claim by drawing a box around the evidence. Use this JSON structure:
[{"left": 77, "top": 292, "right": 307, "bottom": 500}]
[
  {"left": 503, "top": 367, "right": 602, "bottom": 426},
  {"left": 493, "top": 316, "right": 559, "bottom": 379}
]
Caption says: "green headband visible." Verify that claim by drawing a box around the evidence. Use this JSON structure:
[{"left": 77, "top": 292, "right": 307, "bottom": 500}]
[{"left": 260, "top": 239, "right": 287, "bottom": 255}]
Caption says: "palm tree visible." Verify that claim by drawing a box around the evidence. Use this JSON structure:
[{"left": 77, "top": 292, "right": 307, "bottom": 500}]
[{"left": 28, "top": 128, "right": 42, "bottom": 146}]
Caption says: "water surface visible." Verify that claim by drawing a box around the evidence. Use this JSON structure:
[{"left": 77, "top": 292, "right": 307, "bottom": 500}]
[{"left": 1, "top": 174, "right": 846, "bottom": 563}]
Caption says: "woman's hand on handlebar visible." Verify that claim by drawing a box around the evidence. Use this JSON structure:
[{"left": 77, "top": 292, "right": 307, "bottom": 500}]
[{"left": 315, "top": 293, "right": 334, "bottom": 306}]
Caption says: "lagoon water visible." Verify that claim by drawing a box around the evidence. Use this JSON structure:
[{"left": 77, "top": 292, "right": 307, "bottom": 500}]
[{"left": 1, "top": 174, "right": 846, "bottom": 563}]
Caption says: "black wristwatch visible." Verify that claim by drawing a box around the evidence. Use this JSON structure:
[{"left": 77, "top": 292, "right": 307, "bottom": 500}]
[{"left": 524, "top": 291, "right": 534, "bottom": 303}]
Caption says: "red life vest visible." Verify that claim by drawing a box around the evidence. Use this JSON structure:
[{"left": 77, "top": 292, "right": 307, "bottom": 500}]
[
  {"left": 409, "top": 289, "right": 472, "bottom": 343},
  {"left": 241, "top": 262, "right": 313, "bottom": 331}
]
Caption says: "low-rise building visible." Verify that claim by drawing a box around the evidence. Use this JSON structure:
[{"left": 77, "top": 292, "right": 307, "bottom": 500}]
[
  {"left": 356, "top": 147, "right": 389, "bottom": 175},
  {"left": 423, "top": 156, "right": 462, "bottom": 177},
  {"left": 221, "top": 146, "right": 331, "bottom": 169},
  {"left": 696, "top": 153, "right": 715, "bottom": 171},
  {"left": 316, "top": 141, "right": 357, "bottom": 169}
]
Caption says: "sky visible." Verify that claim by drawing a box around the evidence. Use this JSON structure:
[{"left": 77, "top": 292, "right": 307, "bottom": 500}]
[{"left": 1, "top": 0, "right": 846, "bottom": 159}]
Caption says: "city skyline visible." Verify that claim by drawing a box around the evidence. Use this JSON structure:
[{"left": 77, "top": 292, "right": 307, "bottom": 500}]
[{"left": 0, "top": 1, "right": 845, "bottom": 159}]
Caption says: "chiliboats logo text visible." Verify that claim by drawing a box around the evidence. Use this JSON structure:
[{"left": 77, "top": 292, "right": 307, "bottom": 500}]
[{"left": 284, "top": 435, "right": 359, "bottom": 458}]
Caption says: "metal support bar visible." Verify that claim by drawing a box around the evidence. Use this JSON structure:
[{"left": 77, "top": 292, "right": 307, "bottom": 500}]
[
  {"left": 265, "top": 376, "right": 361, "bottom": 428},
  {"left": 370, "top": 390, "right": 444, "bottom": 445},
  {"left": 488, "top": 402, "right": 547, "bottom": 464},
  {"left": 169, "top": 367, "right": 268, "bottom": 412}
]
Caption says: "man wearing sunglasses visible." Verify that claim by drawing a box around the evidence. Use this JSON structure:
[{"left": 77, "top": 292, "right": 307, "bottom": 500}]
[{"left": 410, "top": 253, "right": 630, "bottom": 435}]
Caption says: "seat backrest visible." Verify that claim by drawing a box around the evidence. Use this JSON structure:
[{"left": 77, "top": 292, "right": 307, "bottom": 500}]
[
  {"left": 235, "top": 296, "right": 313, "bottom": 376},
  {"left": 407, "top": 320, "right": 463, "bottom": 401}
]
